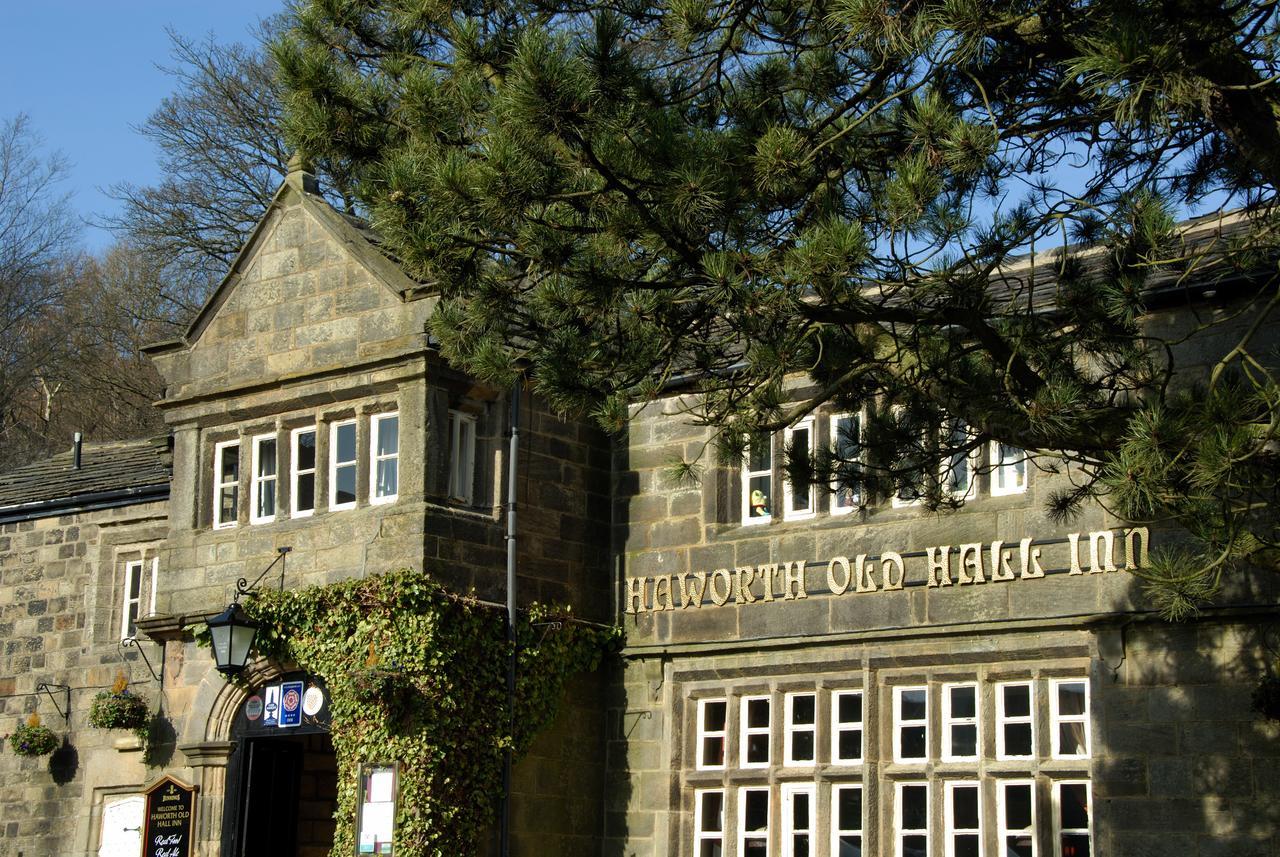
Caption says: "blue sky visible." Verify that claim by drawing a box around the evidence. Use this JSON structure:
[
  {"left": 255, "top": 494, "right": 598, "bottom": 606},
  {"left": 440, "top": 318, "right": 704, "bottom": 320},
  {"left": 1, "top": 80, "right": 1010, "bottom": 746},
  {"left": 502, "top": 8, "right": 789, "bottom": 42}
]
[{"left": 0, "top": 1, "right": 282, "bottom": 252}]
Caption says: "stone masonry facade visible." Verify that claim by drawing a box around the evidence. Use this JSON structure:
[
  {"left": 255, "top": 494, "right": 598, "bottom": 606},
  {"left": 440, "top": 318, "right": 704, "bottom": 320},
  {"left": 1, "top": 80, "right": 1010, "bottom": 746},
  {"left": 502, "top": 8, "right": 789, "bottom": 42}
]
[
  {"left": 605, "top": 384, "right": 1280, "bottom": 857},
  {"left": 0, "top": 162, "right": 1277, "bottom": 857},
  {"left": 0, "top": 495, "right": 168, "bottom": 855}
]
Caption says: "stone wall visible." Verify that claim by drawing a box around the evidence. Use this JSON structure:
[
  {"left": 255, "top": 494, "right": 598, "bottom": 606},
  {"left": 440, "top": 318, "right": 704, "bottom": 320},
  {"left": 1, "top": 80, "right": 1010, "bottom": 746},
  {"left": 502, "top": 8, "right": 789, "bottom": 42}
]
[
  {"left": 606, "top": 388, "right": 1280, "bottom": 856},
  {"left": 131, "top": 172, "right": 615, "bottom": 857},
  {"left": 1095, "top": 617, "right": 1280, "bottom": 856},
  {"left": 0, "top": 499, "right": 168, "bottom": 857},
  {"left": 605, "top": 617, "right": 1280, "bottom": 857}
]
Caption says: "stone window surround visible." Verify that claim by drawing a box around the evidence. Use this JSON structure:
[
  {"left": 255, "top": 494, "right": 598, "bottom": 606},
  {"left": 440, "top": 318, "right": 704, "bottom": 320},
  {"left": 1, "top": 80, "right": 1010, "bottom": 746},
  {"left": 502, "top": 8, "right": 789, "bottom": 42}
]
[
  {"left": 680, "top": 665, "right": 1093, "bottom": 857},
  {"left": 250, "top": 433, "right": 279, "bottom": 524},
  {"left": 446, "top": 409, "right": 477, "bottom": 505},
  {"left": 370, "top": 411, "right": 400, "bottom": 505},
  {"left": 114, "top": 545, "right": 160, "bottom": 641},
  {"left": 200, "top": 401, "right": 399, "bottom": 530},
  {"left": 729, "top": 410, "right": 1028, "bottom": 528}
]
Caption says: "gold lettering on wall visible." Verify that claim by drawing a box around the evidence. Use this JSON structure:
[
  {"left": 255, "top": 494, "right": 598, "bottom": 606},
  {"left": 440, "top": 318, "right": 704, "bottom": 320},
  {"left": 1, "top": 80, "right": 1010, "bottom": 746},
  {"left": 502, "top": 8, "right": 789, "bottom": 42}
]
[
  {"left": 624, "top": 528, "right": 1152, "bottom": 614},
  {"left": 827, "top": 556, "right": 852, "bottom": 595}
]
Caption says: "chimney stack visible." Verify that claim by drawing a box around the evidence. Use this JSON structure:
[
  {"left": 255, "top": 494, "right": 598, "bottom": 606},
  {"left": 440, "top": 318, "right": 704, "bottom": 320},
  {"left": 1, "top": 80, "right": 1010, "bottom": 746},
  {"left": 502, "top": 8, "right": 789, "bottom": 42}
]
[{"left": 72, "top": 432, "right": 82, "bottom": 470}]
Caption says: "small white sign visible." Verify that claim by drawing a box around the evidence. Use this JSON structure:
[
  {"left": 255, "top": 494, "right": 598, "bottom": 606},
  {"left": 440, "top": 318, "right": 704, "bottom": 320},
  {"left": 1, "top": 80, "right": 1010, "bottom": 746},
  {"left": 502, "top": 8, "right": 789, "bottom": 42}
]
[
  {"left": 262, "top": 685, "right": 281, "bottom": 727},
  {"left": 302, "top": 685, "right": 324, "bottom": 716}
]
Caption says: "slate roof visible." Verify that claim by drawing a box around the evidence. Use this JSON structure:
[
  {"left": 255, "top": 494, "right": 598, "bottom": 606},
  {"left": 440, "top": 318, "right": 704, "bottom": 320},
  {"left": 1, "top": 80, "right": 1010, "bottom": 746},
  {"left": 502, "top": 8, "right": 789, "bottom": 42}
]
[{"left": 0, "top": 438, "right": 171, "bottom": 520}]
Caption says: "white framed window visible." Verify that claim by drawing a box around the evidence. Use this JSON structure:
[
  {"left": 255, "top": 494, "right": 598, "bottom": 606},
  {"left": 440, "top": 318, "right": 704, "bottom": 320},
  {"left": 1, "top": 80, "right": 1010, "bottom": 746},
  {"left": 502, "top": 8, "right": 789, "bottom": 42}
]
[
  {"left": 696, "top": 698, "right": 728, "bottom": 770},
  {"left": 740, "top": 695, "right": 771, "bottom": 768},
  {"left": 896, "top": 781, "right": 929, "bottom": 857},
  {"left": 1050, "top": 679, "right": 1090, "bottom": 759},
  {"left": 738, "top": 786, "right": 770, "bottom": 857},
  {"left": 942, "top": 419, "right": 977, "bottom": 499},
  {"left": 694, "top": 789, "right": 725, "bottom": 857},
  {"left": 831, "top": 784, "right": 863, "bottom": 857},
  {"left": 250, "top": 433, "right": 278, "bottom": 524},
  {"left": 831, "top": 689, "right": 864, "bottom": 764},
  {"left": 742, "top": 432, "right": 773, "bottom": 524},
  {"left": 780, "top": 782, "right": 815, "bottom": 857},
  {"left": 894, "top": 685, "right": 929, "bottom": 763},
  {"left": 996, "top": 682, "right": 1035, "bottom": 760},
  {"left": 371, "top": 412, "right": 399, "bottom": 504},
  {"left": 330, "top": 419, "right": 358, "bottom": 510},
  {"left": 944, "top": 781, "right": 983, "bottom": 857},
  {"left": 942, "top": 682, "right": 979, "bottom": 761},
  {"left": 291, "top": 426, "right": 317, "bottom": 518},
  {"left": 213, "top": 440, "right": 240, "bottom": 529},
  {"left": 783, "top": 692, "right": 816, "bottom": 766},
  {"left": 782, "top": 418, "right": 815, "bottom": 520},
  {"left": 447, "top": 410, "right": 477, "bottom": 504},
  {"left": 120, "top": 559, "right": 144, "bottom": 639},
  {"left": 891, "top": 407, "right": 926, "bottom": 508},
  {"left": 1053, "top": 781, "right": 1091, "bottom": 857},
  {"left": 998, "top": 779, "right": 1037, "bottom": 857},
  {"left": 830, "top": 412, "right": 863, "bottom": 513},
  {"left": 991, "top": 441, "right": 1027, "bottom": 495}
]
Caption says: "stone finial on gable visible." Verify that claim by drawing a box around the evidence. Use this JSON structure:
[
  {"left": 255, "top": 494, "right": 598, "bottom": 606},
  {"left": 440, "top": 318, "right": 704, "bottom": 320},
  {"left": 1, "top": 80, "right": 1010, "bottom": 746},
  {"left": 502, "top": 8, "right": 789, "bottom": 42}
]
[{"left": 286, "top": 152, "right": 321, "bottom": 195}]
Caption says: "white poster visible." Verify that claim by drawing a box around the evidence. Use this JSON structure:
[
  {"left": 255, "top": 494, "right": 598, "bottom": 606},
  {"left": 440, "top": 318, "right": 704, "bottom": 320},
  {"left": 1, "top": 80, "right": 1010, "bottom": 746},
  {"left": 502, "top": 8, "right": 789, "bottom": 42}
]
[
  {"left": 361, "top": 802, "right": 394, "bottom": 840},
  {"left": 368, "top": 769, "right": 394, "bottom": 803}
]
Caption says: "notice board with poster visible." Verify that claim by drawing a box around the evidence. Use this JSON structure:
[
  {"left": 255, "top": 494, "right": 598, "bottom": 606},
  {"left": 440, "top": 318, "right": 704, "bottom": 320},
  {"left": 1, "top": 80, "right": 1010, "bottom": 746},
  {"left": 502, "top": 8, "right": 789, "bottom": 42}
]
[
  {"left": 355, "top": 764, "right": 398, "bottom": 855},
  {"left": 141, "top": 775, "right": 197, "bottom": 857}
]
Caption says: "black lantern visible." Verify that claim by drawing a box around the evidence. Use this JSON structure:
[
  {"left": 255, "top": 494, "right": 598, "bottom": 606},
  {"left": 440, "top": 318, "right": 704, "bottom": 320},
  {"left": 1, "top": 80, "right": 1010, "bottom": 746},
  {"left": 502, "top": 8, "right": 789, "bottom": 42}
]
[
  {"left": 205, "top": 546, "right": 290, "bottom": 677},
  {"left": 206, "top": 602, "right": 259, "bottom": 675}
]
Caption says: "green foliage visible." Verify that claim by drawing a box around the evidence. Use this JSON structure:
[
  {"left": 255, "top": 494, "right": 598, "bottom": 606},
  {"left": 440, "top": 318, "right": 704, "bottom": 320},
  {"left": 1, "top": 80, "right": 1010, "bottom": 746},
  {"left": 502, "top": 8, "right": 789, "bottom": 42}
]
[
  {"left": 241, "top": 569, "right": 618, "bottom": 857},
  {"left": 87, "top": 690, "right": 150, "bottom": 731},
  {"left": 8, "top": 716, "right": 58, "bottom": 757},
  {"left": 275, "top": 0, "right": 1280, "bottom": 612}
]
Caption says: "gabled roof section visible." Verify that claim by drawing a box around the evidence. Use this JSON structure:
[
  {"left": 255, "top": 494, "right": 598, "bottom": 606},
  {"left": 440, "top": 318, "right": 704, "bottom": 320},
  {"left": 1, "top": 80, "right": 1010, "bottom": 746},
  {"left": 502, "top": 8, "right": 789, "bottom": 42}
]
[
  {"left": 0, "top": 438, "right": 171, "bottom": 522},
  {"left": 176, "top": 160, "right": 434, "bottom": 349}
]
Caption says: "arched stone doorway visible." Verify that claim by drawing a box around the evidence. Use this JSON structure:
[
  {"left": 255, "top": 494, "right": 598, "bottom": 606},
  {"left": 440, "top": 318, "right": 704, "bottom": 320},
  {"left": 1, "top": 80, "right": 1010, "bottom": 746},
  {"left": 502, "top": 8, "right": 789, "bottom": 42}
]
[{"left": 219, "top": 672, "right": 338, "bottom": 857}]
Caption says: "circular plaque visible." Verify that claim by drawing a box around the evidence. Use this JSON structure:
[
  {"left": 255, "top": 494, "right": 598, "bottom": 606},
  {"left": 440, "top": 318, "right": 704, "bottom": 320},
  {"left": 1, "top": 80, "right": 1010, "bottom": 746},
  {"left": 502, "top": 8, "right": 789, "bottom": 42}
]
[
  {"left": 302, "top": 685, "right": 324, "bottom": 716},
  {"left": 244, "top": 695, "right": 263, "bottom": 721}
]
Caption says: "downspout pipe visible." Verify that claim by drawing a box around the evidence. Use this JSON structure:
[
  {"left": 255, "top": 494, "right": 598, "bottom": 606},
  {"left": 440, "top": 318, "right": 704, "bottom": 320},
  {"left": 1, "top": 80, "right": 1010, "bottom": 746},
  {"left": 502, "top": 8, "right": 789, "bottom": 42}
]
[{"left": 500, "top": 379, "right": 520, "bottom": 857}]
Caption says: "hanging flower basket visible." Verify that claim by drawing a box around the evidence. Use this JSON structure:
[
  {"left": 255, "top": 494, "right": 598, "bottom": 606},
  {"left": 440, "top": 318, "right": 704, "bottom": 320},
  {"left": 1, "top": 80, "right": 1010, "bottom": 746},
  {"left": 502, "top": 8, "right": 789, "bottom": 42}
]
[
  {"left": 9, "top": 715, "right": 58, "bottom": 757},
  {"left": 88, "top": 674, "right": 150, "bottom": 730},
  {"left": 1253, "top": 676, "right": 1280, "bottom": 722}
]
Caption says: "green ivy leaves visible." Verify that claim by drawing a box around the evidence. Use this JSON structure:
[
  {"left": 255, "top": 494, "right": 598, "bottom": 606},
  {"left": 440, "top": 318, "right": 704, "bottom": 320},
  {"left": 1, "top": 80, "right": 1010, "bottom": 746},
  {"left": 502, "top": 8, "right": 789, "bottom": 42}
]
[{"left": 243, "top": 569, "right": 619, "bottom": 857}]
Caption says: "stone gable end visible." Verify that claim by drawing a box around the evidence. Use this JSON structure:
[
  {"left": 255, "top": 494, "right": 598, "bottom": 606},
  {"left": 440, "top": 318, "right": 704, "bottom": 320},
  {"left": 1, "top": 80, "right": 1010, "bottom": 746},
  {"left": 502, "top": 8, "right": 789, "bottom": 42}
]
[{"left": 172, "top": 198, "right": 429, "bottom": 398}]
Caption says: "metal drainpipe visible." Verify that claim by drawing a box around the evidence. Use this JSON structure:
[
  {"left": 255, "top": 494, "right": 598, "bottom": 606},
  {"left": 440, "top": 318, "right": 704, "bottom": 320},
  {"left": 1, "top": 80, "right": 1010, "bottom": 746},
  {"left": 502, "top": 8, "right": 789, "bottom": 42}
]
[{"left": 500, "top": 379, "right": 520, "bottom": 857}]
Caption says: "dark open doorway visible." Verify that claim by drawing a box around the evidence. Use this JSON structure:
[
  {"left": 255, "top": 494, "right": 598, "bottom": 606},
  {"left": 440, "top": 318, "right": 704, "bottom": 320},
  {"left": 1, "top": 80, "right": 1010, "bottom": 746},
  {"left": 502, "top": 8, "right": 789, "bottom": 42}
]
[{"left": 223, "top": 675, "right": 338, "bottom": 857}]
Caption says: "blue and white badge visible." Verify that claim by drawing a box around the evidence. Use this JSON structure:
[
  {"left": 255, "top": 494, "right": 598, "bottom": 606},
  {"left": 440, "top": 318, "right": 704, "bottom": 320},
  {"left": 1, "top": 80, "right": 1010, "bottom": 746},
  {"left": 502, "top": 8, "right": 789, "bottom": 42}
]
[
  {"left": 262, "top": 685, "right": 281, "bottom": 727},
  {"left": 279, "top": 680, "right": 304, "bottom": 728}
]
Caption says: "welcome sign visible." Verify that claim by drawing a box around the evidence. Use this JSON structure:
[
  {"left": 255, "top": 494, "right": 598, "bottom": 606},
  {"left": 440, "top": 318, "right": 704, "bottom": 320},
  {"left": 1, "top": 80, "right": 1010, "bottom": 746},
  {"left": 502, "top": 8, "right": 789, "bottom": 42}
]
[{"left": 142, "top": 776, "right": 196, "bottom": 857}]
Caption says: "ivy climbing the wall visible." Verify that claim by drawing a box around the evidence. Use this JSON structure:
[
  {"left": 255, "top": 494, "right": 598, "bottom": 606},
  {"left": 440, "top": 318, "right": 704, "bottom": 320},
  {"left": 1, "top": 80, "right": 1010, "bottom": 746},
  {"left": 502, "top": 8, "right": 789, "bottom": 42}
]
[{"left": 240, "top": 569, "right": 618, "bottom": 857}]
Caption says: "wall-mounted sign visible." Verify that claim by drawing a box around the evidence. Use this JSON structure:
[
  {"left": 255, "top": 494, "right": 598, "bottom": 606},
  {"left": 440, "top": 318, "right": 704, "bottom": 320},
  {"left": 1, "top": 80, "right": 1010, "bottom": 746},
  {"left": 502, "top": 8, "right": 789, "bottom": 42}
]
[
  {"left": 240, "top": 675, "right": 330, "bottom": 737},
  {"left": 262, "top": 685, "right": 280, "bottom": 727},
  {"left": 624, "top": 526, "right": 1151, "bottom": 614},
  {"left": 356, "top": 764, "right": 398, "bottom": 855},
  {"left": 141, "top": 775, "right": 196, "bottom": 857},
  {"left": 302, "top": 684, "right": 325, "bottom": 716},
  {"left": 279, "top": 680, "right": 304, "bottom": 728}
]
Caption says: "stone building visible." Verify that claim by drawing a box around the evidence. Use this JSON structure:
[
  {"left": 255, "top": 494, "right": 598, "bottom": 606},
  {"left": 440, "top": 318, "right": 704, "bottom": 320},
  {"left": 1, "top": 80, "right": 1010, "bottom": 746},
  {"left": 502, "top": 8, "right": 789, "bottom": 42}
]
[
  {"left": 0, "top": 438, "right": 170, "bottom": 853},
  {"left": 0, "top": 162, "right": 611, "bottom": 857},
  {"left": 0, "top": 161, "right": 1277, "bottom": 857}
]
